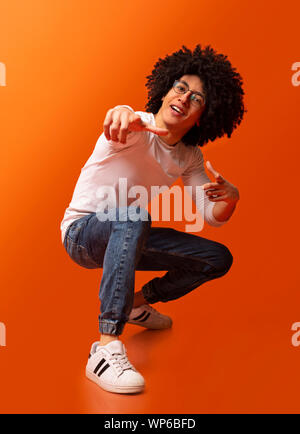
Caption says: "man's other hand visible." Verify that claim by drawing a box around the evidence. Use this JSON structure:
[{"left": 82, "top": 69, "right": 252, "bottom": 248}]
[
  {"left": 202, "top": 161, "right": 240, "bottom": 204},
  {"left": 103, "top": 106, "right": 168, "bottom": 144}
]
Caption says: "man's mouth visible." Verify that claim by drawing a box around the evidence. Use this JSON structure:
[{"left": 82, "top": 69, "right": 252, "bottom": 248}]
[{"left": 170, "top": 105, "right": 185, "bottom": 116}]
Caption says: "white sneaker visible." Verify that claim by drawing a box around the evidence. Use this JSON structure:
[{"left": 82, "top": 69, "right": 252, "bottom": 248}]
[
  {"left": 128, "top": 304, "right": 173, "bottom": 330},
  {"left": 86, "top": 340, "right": 145, "bottom": 394}
]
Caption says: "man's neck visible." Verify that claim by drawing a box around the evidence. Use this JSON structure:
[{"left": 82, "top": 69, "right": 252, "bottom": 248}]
[
  {"left": 154, "top": 113, "right": 184, "bottom": 146},
  {"left": 159, "top": 134, "right": 181, "bottom": 147}
]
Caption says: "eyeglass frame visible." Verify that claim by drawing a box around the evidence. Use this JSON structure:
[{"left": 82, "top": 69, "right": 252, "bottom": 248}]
[{"left": 172, "top": 80, "right": 206, "bottom": 107}]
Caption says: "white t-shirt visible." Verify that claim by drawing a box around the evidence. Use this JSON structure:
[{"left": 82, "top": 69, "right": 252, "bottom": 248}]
[{"left": 60, "top": 109, "right": 226, "bottom": 243}]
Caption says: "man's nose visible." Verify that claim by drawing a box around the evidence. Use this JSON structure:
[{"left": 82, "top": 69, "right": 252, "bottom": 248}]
[{"left": 178, "top": 91, "right": 192, "bottom": 105}]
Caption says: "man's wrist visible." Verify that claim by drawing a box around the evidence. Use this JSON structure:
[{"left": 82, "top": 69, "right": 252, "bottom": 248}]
[{"left": 213, "top": 200, "right": 237, "bottom": 222}]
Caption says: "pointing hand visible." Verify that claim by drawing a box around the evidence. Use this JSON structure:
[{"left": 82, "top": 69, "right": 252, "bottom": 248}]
[
  {"left": 103, "top": 106, "right": 168, "bottom": 144},
  {"left": 202, "top": 161, "right": 240, "bottom": 204}
]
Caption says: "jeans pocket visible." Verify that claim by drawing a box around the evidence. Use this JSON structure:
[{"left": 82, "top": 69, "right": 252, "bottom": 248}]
[{"left": 64, "top": 235, "right": 99, "bottom": 269}]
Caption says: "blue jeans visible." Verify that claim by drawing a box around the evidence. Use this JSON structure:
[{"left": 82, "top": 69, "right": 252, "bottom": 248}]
[{"left": 63, "top": 207, "right": 233, "bottom": 336}]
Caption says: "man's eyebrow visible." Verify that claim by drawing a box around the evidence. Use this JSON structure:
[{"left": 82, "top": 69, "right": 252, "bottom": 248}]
[{"left": 181, "top": 80, "right": 205, "bottom": 98}]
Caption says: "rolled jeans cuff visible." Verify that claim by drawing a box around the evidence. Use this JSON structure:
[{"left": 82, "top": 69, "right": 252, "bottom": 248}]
[{"left": 99, "top": 319, "right": 125, "bottom": 336}]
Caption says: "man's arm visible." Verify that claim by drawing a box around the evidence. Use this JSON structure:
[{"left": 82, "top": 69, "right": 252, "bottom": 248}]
[
  {"left": 202, "top": 161, "right": 240, "bottom": 222},
  {"left": 212, "top": 200, "right": 238, "bottom": 222}
]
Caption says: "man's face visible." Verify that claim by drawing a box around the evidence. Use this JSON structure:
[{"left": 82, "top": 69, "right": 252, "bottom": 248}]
[{"left": 155, "top": 74, "right": 206, "bottom": 138}]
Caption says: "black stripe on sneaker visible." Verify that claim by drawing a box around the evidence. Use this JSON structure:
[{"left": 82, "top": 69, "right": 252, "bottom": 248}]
[
  {"left": 98, "top": 363, "right": 110, "bottom": 377},
  {"left": 139, "top": 312, "right": 151, "bottom": 322},
  {"left": 93, "top": 358, "right": 106, "bottom": 374},
  {"left": 132, "top": 310, "right": 148, "bottom": 321}
]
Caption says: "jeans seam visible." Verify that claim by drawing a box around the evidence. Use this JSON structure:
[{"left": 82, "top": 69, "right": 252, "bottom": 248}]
[{"left": 112, "top": 223, "right": 133, "bottom": 318}]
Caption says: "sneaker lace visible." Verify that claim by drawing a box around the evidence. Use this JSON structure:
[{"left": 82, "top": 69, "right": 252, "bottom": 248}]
[{"left": 108, "top": 352, "right": 134, "bottom": 376}]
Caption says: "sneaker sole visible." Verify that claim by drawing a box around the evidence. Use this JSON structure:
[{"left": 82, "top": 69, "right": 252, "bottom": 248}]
[{"left": 85, "top": 369, "right": 144, "bottom": 394}]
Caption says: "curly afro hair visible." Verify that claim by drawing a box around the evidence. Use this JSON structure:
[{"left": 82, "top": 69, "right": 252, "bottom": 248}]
[{"left": 145, "top": 45, "right": 245, "bottom": 147}]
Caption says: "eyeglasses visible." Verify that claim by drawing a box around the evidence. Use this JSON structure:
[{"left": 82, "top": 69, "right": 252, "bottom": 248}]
[{"left": 172, "top": 80, "right": 206, "bottom": 108}]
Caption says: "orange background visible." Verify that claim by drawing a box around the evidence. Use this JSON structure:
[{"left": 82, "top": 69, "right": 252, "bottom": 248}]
[{"left": 1, "top": 0, "right": 300, "bottom": 414}]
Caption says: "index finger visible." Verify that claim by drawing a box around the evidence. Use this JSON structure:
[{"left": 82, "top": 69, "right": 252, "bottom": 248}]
[
  {"left": 103, "top": 109, "right": 114, "bottom": 140},
  {"left": 206, "top": 160, "right": 225, "bottom": 184}
]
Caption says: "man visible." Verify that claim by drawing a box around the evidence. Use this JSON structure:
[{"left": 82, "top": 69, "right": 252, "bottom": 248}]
[{"left": 60, "top": 45, "right": 244, "bottom": 394}]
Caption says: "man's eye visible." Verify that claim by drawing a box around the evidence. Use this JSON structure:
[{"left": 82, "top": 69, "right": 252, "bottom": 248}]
[
  {"left": 176, "top": 85, "right": 186, "bottom": 92},
  {"left": 191, "top": 94, "right": 203, "bottom": 104}
]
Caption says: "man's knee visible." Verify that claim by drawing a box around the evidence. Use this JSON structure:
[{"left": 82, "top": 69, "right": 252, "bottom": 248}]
[{"left": 213, "top": 243, "right": 233, "bottom": 276}]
